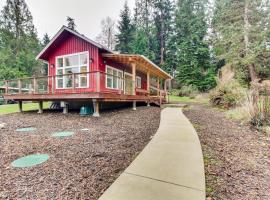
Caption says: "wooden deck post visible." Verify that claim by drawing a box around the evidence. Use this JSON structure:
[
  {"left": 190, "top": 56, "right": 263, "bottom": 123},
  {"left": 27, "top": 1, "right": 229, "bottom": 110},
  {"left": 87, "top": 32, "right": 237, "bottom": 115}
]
[
  {"left": 33, "top": 77, "right": 37, "bottom": 94},
  {"left": 147, "top": 71, "right": 150, "bottom": 94},
  {"left": 147, "top": 70, "right": 151, "bottom": 106},
  {"left": 132, "top": 101, "right": 137, "bottom": 111},
  {"left": 52, "top": 76, "right": 55, "bottom": 94},
  {"left": 18, "top": 79, "right": 22, "bottom": 94},
  {"left": 18, "top": 101, "right": 23, "bottom": 113},
  {"left": 92, "top": 99, "right": 100, "bottom": 117},
  {"left": 72, "top": 73, "right": 76, "bottom": 93},
  {"left": 5, "top": 80, "right": 8, "bottom": 94},
  {"left": 157, "top": 77, "right": 160, "bottom": 97},
  {"left": 38, "top": 101, "right": 43, "bottom": 114},
  {"left": 131, "top": 63, "right": 136, "bottom": 95},
  {"left": 96, "top": 71, "right": 100, "bottom": 92}
]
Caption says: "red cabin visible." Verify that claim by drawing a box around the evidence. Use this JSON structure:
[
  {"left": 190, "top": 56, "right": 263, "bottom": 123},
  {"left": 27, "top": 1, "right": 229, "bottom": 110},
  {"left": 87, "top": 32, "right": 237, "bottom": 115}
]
[{"left": 2, "top": 26, "right": 172, "bottom": 116}]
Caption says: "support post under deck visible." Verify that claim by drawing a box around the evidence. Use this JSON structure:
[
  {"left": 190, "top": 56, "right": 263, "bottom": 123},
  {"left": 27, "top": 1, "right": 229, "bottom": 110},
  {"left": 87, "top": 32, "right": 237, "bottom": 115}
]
[
  {"left": 133, "top": 101, "right": 137, "bottom": 111},
  {"left": 62, "top": 101, "right": 68, "bottom": 114},
  {"left": 18, "top": 101, "right": 23, "bottom": 113},
  {"left": 38, "top": 101, "right": 43, "bottom": 114},
  {"left": 93, "top": 99, "right": 100, "bottom": 117}
]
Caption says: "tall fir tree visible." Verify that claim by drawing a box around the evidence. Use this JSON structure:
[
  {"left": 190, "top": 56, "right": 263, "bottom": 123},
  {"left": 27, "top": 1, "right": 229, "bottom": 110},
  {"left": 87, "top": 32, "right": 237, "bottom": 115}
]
[
  {"left": 0, "top": 0, "right": 42, "bottom": 79},
  {"left": 67, "top": 16, "right": 76, "bottom": 31},
  {"left": 115, "top": 1, "right": 134, "bottom": 53},
  {"left": 152, "top": 0, "right": 174, "bottom": 66},
  {"left": 174, "top": 0, "right": 216, "bottom": 91},
  {"left": 132, "top": 0, "right": 156, "bottom": 61},
  {"left": 42, "top": 33, "right": 50, "bottom": 47},
  {"left": 212, "top": 0, "right": 270, "bottom": 83}
]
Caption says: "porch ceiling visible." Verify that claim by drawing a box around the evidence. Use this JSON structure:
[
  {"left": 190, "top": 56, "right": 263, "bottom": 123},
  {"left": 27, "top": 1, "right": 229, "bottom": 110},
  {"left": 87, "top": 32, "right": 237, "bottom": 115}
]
[{"left": 102, "top": 54, "right": 172, "bottom": 80}]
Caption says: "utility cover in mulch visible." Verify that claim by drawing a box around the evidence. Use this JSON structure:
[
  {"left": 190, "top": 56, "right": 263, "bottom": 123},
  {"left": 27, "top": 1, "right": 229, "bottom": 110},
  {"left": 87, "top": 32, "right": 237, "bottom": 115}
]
[
  {"left": 184, "top": 104, "right": 270, "bottom": 200},
  {"left": 52, "top": 131, "right": 74, "bottom": 138},
  {"left": 16, "top": 127, "right": 37, "bottom": 132},
  {"left": 11, "top": 154, "right": 49, "bottom": 168},
  {"left": 0, "top": 107, "right": 161, "bottom": 200}
]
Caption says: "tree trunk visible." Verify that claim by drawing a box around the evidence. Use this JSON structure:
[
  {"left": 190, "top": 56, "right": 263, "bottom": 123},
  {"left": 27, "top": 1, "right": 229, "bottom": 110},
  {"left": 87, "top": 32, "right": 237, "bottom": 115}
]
[
  {"left": 244, "top": 0, "right": 258, "bottom": 82},
  {"left": 160, "top": 12, "right": 165, "bottom": 65}
]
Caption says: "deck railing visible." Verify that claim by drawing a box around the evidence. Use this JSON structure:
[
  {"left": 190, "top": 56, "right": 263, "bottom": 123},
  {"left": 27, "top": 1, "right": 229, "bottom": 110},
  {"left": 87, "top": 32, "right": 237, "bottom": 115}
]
[{"left": 1, "top": 71, "right": 167, "bottom": 98}]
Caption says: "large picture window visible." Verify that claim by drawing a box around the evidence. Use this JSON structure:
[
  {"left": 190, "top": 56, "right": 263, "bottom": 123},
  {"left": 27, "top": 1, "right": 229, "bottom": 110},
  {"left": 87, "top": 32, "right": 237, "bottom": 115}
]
[
  {"left": 56, "top": 51, "right": 89, "bottom": 89},
  {"left": 106, "top": 66, "right": 123, "bottom": 90}
]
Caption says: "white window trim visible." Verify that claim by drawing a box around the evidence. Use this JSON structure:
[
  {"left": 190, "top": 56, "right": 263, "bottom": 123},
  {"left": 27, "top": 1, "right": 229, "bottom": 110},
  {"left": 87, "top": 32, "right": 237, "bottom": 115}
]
[
  {"left": 55, "top": 51, "right": 89, "bottom": 89},
  {"left": 106, "top": 65, "right": 124, "bottom": 90},
  {"left": 136, "top": 76, "right": 142, "bottom": 89}
]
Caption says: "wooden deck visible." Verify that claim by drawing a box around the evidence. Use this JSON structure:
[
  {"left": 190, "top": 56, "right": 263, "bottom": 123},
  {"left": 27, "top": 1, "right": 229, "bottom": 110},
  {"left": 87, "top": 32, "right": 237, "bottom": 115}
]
[
  {"left": 2, "top": 92, "right": 164, "bottom": 104},
  {"left": 0, "top": 71, "right": 168, "bottom": 107}
]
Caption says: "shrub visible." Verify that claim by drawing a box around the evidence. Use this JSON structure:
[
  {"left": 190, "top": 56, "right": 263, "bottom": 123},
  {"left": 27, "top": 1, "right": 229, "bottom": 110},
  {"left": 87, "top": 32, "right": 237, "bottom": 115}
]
[
  {"left": 179, "top": 85, "right": 199, "bottom": 98},
  {"left": 209, "top": 81, "right": 245, "bottom": 109},
  {"left": 243, "top": 90, "right": 270, "bottom": 127},
  {"left": 169, "top": 89, "right": 181, "bottom": 96}
]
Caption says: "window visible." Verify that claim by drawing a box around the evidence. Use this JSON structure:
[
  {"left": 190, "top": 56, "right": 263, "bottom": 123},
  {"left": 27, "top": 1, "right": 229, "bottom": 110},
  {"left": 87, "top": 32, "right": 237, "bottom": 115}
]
[
  {"left": 56, "top": 52, "right": 89, "bottom": 89},
  {"left": 106, "top": 66, "right": 123, "bottom": 90},
  {"left": 136, "top": 76, "right": 142, "bottom": 88}
]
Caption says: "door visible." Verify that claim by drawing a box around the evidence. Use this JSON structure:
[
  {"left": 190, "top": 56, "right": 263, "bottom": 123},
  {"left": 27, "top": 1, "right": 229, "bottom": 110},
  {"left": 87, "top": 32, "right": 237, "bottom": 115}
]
[{"left": 124, "top": 73, "right": 133, "bottom": 95}]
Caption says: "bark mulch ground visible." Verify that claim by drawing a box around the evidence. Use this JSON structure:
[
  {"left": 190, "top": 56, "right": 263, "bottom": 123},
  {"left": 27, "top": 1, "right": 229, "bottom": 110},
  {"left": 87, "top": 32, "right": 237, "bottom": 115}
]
[
  {"left": 0, "top": 107, "right": 161, "bottom": 200},
  {"left": 184, "top": 104, "right": 270, "bottom": 200}
]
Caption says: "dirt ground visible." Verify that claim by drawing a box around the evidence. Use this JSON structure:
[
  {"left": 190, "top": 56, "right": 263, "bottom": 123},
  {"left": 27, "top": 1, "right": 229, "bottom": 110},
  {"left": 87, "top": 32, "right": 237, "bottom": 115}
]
[
  {"left": 0, "top": 107, "right": 161, "bottom": 200},
  {"left": 184, "top": 104, "right": 270, "bottom": 200}
]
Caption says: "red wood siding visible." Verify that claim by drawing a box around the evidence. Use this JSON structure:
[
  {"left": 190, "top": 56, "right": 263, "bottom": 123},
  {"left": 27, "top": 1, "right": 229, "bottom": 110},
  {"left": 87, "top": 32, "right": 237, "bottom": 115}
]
[
  {"left": 45, "top": 33, "right": 147, "bottom": 94},
  {"left": 47, "top": 34, "right": 99, "bottom": 93}
]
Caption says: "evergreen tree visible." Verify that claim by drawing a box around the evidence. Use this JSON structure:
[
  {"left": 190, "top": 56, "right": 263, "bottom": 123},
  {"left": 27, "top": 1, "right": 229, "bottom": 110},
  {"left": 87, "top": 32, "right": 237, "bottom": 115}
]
[
  {"left": 0, "top": 0, "right": 42, "bottom": 79},
  {"left": 152, "top": 0, "right": 174, "bottom": 65},
  {"left": 132, "top": 0, "right": 156, "bottom": 61},
  {"left": 67, "top": 16, "right": 76, "bottom": 31},
  {"left": 115, "top": 1, "right": 134, "bottom": 53},
  {"left": 42, "top": 33, "right": 50, "bottom": 47},
  {"left": 212, "top": 0, "right": 270, "bottom": 83},
  {"left": 174, "top": 0, "right": 216, "bottom": 91}
]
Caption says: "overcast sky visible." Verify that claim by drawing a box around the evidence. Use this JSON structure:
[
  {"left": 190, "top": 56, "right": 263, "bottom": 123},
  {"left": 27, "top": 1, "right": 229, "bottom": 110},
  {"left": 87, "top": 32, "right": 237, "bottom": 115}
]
[{"left": 0, "top": 0, "right": 135, "bottom": 40}]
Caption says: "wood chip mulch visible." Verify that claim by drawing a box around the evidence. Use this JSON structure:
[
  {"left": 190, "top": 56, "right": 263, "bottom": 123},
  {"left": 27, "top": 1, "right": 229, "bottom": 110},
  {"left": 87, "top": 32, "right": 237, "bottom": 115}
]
[
  {"left": 0, "top": 107, "right": 161, "bottom": 200},
  {"left": 184, "top": 104, "right": 270, "bottom": 200}
]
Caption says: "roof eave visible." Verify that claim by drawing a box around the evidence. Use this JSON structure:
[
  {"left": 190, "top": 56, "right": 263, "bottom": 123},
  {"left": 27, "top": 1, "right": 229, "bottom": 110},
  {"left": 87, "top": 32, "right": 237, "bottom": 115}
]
[{"left": 36, "top": 26, "right": 113, "bottom": 61}]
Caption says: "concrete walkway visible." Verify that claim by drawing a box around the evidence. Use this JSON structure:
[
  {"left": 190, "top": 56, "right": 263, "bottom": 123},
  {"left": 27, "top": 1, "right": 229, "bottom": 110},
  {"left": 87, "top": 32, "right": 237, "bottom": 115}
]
[{"left": 99, "top": 108, "right": 205, "bottom": 200}]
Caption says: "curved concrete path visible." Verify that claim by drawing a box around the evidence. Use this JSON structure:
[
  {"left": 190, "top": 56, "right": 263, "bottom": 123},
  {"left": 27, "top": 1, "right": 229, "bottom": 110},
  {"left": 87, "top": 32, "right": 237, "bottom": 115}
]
[{"left": 99, "top": 108, "right": 205, "bottom": 200}]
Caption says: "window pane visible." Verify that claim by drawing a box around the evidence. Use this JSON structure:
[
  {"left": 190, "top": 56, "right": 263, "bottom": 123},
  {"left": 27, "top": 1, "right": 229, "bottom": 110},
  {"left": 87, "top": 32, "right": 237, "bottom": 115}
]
[
  {"left": 65, "top": 55, "right": 79, "bottom": 66},
  {"left": 57, "top": 69, "right": 63, "bottom": 75},
  {"left": 57, "top": 78, "right": 63, "bottom": 88},
  {"left": 64, "top": 75, "right": 73, "bottom": 88},
  {"left": 57, "top": 58, "right": 63, "bottom": 68},
  {"left": 80, "top": 53, "right": 88, "bottom": 65},
  {"left": 107, "top": 77, "right": 112, "bottom": 88},
  {"left": 113, "top": 76, "right": 117, "bottom": 89},
  {"left": 107, "top": 67, "right": 112, "bottom": 74},
  {"left": 65, "top": 67, "right": 79, "bottom": 74},
  {"left": 80, "top": 66, "right": 87, "bottom": 73},
  {"left": 118, "top": 71, "right": 123, "bottom": 90},
  {"left": 80, "top": 75, "right": 87, "bottom": 87},
  {"left": 136, "top": 77, "right": 141, "bottom": 88}
]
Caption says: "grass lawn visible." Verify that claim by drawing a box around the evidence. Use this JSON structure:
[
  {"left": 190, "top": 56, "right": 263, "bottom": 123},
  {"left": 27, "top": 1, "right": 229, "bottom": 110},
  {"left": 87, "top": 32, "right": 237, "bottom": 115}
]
[
  {"left": 0, "top": 102, "right": 50, "bottom": 115},
  {"left": 168, "top": 95, "right": 208, "bottom": 104}
]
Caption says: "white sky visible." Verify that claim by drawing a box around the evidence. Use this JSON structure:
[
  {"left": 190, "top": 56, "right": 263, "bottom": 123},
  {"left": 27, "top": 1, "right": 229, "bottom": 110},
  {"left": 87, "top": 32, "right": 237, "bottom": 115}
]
[{"left": 0, "top": 0, "right": 135, "bottom": 40}]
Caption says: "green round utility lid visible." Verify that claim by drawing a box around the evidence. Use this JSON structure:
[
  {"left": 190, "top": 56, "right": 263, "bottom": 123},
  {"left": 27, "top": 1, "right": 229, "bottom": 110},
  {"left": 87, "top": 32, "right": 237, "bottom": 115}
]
[
  {"left": 52, "top": 131, "right": 74, "bottom": 138},
  {"left": 16, "top": 127, "right": 37, "bottom": 132},
  {"left": 11, "top": 154, "right": 49, "bottom": 168}
]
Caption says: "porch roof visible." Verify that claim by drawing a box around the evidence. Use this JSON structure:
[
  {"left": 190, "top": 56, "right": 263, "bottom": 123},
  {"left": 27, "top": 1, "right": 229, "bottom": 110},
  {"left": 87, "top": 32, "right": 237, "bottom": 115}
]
[{"left": 102, "top": 54, "right": 172, "bottom": 80}]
